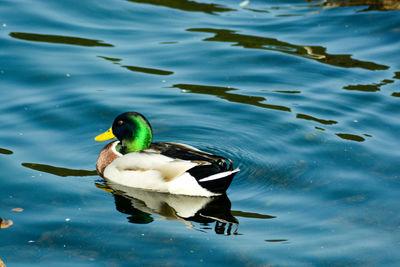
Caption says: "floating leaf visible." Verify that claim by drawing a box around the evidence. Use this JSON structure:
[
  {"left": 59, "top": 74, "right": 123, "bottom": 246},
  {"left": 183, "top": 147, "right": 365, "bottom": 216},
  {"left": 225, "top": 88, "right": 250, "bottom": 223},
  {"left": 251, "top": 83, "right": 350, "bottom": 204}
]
[
  {"left": 11, "top": 208, "right": 23, "bottom": 212},
  {"left": 0, "top": 218, "right": 13, "bottom": 229}
]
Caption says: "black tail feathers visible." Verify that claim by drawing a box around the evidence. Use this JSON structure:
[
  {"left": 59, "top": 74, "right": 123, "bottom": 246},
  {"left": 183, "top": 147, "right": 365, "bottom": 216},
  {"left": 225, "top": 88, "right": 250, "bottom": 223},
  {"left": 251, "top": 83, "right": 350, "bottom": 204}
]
[{"left": 188, "top": 164, "right": 238, "bottom": 194}]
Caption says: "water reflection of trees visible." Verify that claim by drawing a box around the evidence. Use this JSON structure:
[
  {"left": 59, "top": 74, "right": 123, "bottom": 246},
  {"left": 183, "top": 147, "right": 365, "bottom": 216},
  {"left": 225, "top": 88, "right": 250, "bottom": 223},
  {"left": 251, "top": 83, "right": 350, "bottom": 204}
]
[
  {"left": 179, "top": 28, "right": 390, "bottom": 141},
  {"left": 310, "top": 0, "right": 400, "bottom": 11},
  {"left": 99, "top": 56, "right": 174, "bottom": 76},
  {"left": 187, "top": 28, "right": 388, "bottom": 71},
  {"left": 9, "top": 32, "right": 113, "bottom": 47},
  {"left": 126, "top": 0, "right": 235, "bottom": 14},
  {"left": 22, "top": 162, "right": 97, "bottom": 177},
  {"left": 172, "top": 83, "right": 291, "bottom": 112},
  {"left": 171, "top": 83, "right": 367, "bottom": 142},
  {"left": 343, "top": 71, "right": 400, "bottom": 93},
  {"left": 0, "top": 148, "right": 13, "bottom": 155}
]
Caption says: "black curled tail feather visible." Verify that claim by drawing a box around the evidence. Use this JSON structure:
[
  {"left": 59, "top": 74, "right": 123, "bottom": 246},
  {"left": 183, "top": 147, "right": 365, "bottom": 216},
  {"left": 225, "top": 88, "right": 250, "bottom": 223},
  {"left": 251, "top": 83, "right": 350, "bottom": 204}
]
[
  {"left": 191, "top": 151, "right": 233, "bottom": 172},
  {"left": 216, "top": 157, "right": 233, "bottom": 171}
]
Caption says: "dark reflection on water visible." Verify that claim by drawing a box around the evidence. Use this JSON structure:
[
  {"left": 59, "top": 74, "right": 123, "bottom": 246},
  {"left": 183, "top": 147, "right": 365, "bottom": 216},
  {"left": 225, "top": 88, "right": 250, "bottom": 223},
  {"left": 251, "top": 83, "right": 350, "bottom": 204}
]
[
  {"left": 244, "top": 8, "right": 270, "bottom": 13},
  {"left": 231, "top": 210, "right": 275, "bottom": 219},
  {"left": 126, "top": 0, "right": 235, "bottom": 14},
  {"left": 344, "top": 79, "right": 394, "bottom": 92},
  {"left": 265, "top": 239, "right": 288, "bottom": 243},
  {"left": 344, "top": 84, "right": 381, "bottom": 92},
  {"left": 187, "top": 28, "right": 389, "bottom": 71},
  {"left": 343, "top": 71, "right": 400, "bottom": 92},
  {"left": 336, "top": 133, "right": 366, "bottom": 142},
  {"left": 0, "top": 148, "right": 13, "bottom": 155},
  {"left": 273, "top": 90, "right": 301, "bottom": 94},
  {"left": 99, "top": 56, "right": 174, "bottom": 76},
  {"left": 122, "top": 65, "right": 173, "bottom": 76},
  {"left": 296, "top": 113, "right": 338, "bottom": 125},
  {"left": 392, "top": 92, "right": 400, "bottom": 97},
  {"left": 97, "top": 182, "right": 240, "bottom": 235},
  {"left": 390, "top": 72, "right": 400, "bottom": 97},
  {"left": 311, "top": 0, "right": 400, "bottom": 11},
  {"left": 98, "top": 56, "right": 121, "bottom": 63},
  {"left": 172, "top": 84, "right": 371, "bottom": 142},
  {"left": 9, "top": 32, "right": 114, "bottom": 47},
  {"left": 171, "top": 83, "right": 291, "bottom": 112},
  {"left": 21, "top": 163, "right": 97, "bottom": 177}
]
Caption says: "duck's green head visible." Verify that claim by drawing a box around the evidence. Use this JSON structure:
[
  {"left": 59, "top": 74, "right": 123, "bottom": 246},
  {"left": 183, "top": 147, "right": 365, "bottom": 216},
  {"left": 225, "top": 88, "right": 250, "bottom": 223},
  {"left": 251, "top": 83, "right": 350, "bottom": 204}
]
[{"left": 95, "top": 112, "right": 153, "bottom": 154}]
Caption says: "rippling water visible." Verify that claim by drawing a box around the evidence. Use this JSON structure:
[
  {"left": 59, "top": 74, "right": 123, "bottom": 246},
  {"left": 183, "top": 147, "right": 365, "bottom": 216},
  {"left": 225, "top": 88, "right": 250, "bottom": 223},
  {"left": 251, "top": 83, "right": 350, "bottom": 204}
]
[{"left": 1, "top": 0, "right": 400, "bottom": 265}]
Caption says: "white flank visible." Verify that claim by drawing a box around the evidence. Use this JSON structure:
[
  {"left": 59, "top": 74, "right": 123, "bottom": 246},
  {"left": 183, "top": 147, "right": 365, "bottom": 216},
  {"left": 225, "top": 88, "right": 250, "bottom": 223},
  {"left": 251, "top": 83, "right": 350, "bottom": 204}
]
[
  {"left": 198, "top": 169, "right": 240, "bottom": 182},
  {"left": 103, "top": 151, "right": 219, "bottom": 196},
  {"left": 104, "top": 152, "right": 175, "bottom": 192},
  {"left": 168, "top": 173, "right": 219, "bottom": 197}
]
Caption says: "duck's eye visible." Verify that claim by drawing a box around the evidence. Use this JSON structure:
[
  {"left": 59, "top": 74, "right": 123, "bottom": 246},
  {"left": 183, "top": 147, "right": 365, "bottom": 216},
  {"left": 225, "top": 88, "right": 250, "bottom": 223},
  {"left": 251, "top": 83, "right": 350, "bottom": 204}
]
[{"left": 117, "top": 120, "right": 124, "bottom": 126}]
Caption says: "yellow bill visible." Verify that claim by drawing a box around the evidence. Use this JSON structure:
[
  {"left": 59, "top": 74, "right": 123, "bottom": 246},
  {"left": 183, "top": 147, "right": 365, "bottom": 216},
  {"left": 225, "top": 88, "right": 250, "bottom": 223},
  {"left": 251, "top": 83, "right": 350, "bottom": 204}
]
[{"left": 95, "top": 127, "right": 116, "bottom": 141}]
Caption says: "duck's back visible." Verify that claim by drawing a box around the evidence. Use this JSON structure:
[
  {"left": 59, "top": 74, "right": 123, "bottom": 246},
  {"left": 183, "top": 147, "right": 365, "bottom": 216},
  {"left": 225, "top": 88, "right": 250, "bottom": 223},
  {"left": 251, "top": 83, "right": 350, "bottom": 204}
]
[
  {"left": 148, "top": 142, "right": 234, "bottom": 171},
  {"left": 146, "top": 142, "right": 238, "bottom": 195}
]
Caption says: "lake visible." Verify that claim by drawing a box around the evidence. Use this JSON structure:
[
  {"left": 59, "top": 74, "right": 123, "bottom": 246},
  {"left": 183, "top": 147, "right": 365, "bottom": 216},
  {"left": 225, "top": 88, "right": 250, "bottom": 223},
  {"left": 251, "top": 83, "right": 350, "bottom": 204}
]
[{"left": 1, "top": 0, "right": 400, "bottom": 266}]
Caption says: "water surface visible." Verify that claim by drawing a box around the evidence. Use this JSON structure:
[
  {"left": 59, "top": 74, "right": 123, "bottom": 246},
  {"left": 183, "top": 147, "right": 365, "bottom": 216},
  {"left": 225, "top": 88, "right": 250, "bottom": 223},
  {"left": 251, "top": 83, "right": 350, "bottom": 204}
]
[{"left": 1, "top": 0, "right": 400, "bottom": 266}]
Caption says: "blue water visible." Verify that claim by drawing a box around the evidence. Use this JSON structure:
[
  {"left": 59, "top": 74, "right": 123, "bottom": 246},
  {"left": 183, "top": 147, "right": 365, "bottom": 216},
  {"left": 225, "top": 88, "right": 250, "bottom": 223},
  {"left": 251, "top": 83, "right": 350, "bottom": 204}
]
[{"left": 1, "top": 0, "right": 400, "bottom": 265}]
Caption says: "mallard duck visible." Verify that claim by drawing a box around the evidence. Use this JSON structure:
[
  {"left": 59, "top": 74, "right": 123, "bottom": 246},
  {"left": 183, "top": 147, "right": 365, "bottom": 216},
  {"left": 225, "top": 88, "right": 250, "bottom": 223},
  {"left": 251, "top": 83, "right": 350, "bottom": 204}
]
[{"left": 95, "top": 112, "right": 239, "bottom": 197}]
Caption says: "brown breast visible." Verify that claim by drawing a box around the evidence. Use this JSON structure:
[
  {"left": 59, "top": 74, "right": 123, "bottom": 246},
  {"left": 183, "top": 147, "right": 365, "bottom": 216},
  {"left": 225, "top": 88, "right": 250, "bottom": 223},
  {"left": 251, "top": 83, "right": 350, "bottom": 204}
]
[{"left": 97, "top": 141, "right": 120, "bottom": 177}]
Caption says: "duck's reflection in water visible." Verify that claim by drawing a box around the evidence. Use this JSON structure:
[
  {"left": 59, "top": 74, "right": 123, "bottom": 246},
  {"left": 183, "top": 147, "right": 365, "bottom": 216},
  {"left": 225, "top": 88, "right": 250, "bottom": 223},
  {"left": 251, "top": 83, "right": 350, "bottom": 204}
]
[
  {"left": 97, "top": 182, "right": 239, "bottom": 235},
  {"left": 21, "top": 162, "right": 276, "bottom": 235}
]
